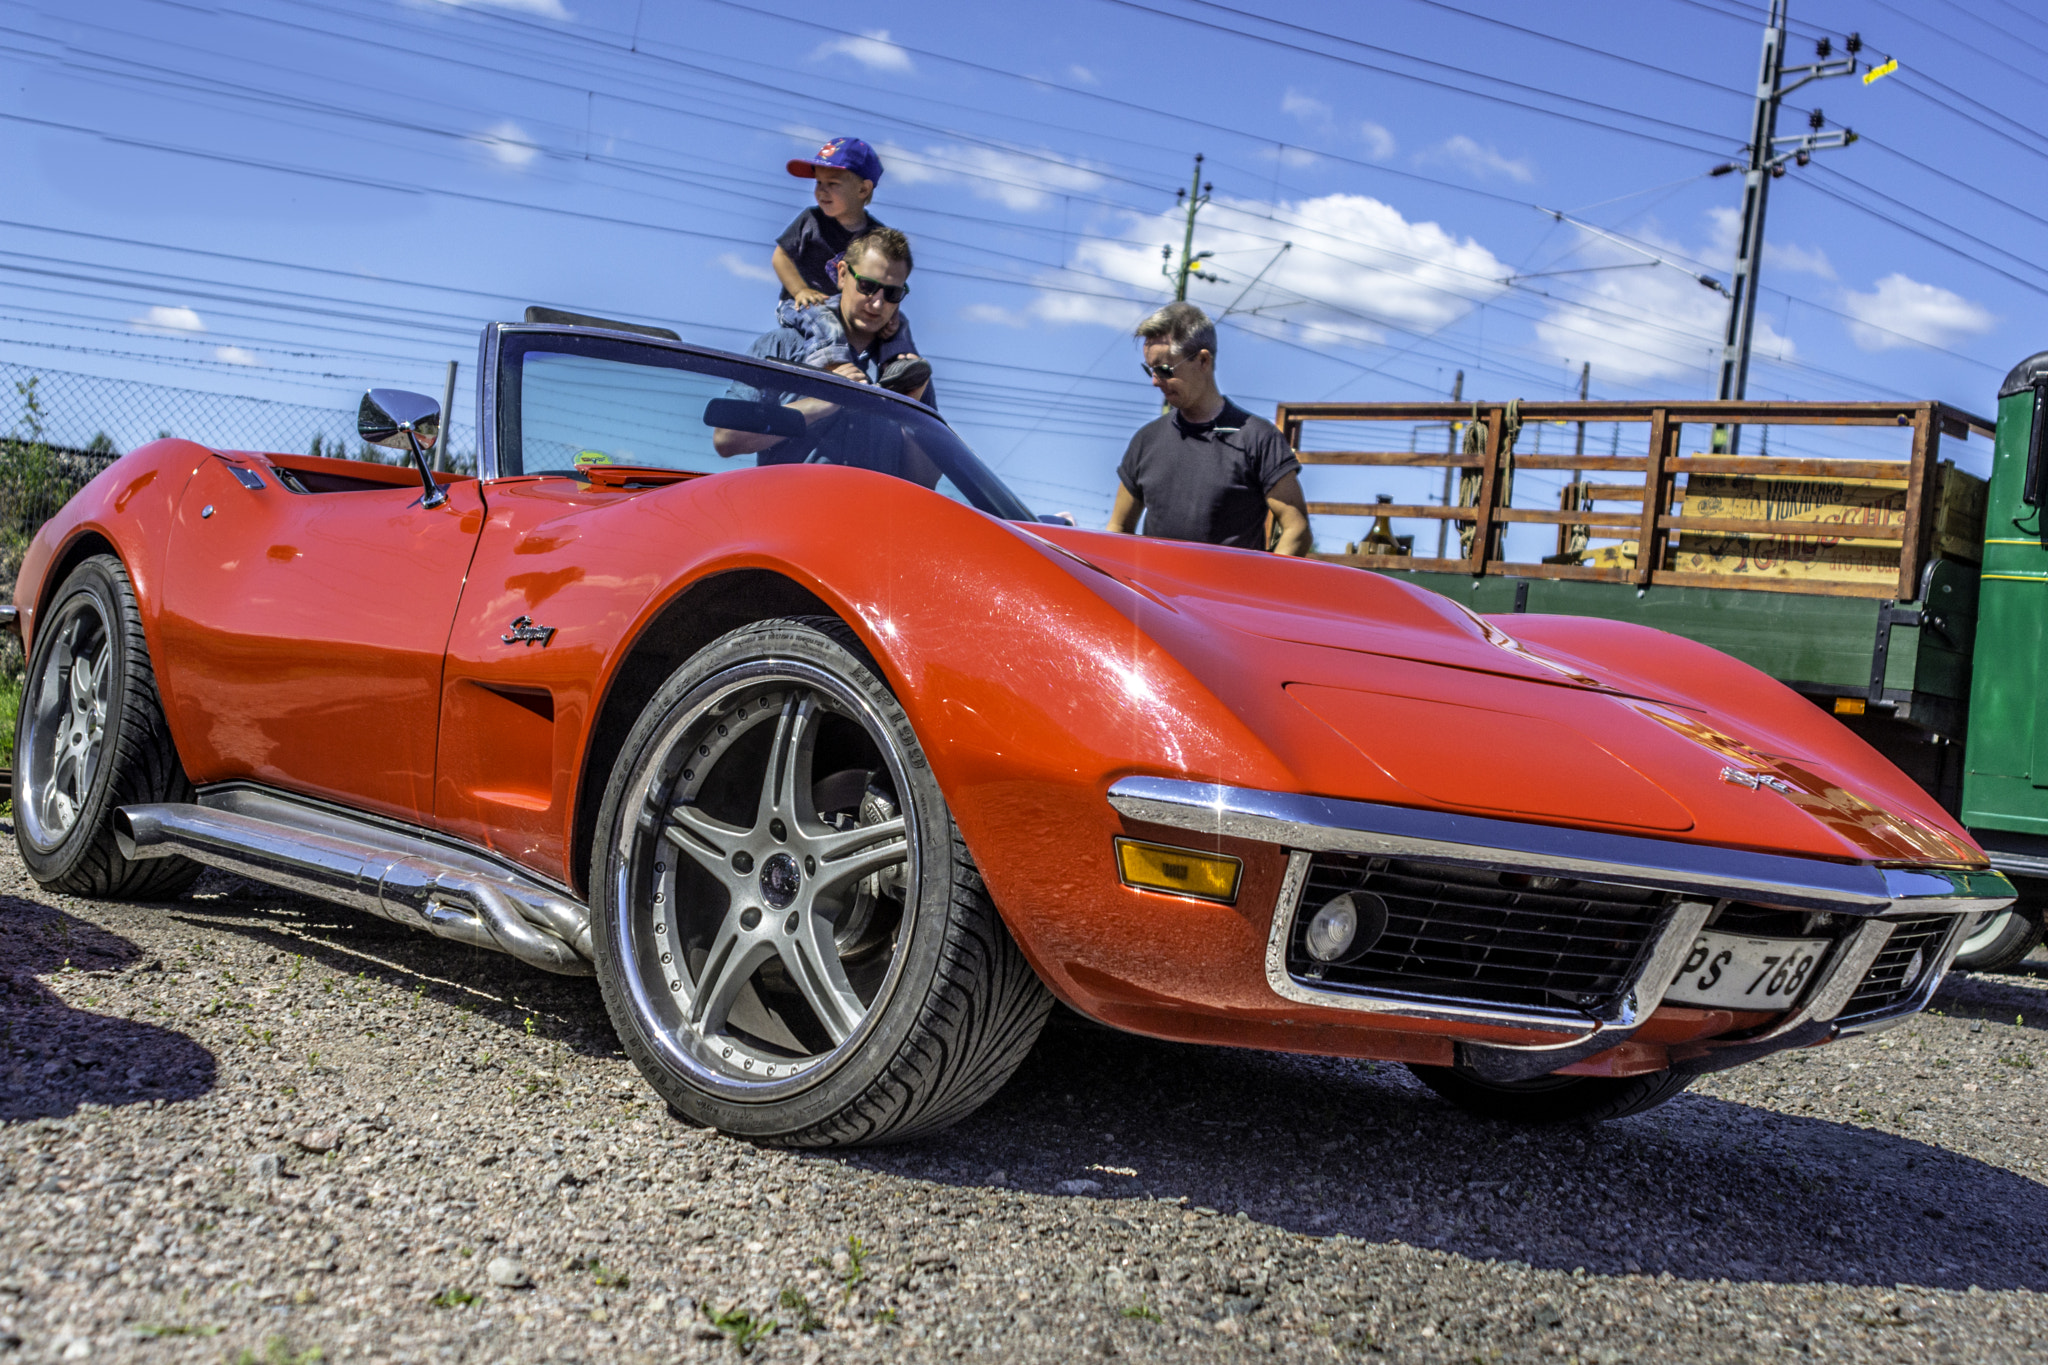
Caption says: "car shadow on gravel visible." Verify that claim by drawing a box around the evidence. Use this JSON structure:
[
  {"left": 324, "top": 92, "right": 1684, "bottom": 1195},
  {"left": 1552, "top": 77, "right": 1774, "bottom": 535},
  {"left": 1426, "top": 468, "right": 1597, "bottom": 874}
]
[
  {"left": 0, "top": 894, "right": 217, "bottom": 1121},
  {"left": 161, "top": 873, "right": 614, "bottom": 1057},
  {"left": 1936, "top": 965, "right": 2048, "bottom": 1033},
  {"left": 826, "top": 1014, "right": 2048, "bottom": 1295}
]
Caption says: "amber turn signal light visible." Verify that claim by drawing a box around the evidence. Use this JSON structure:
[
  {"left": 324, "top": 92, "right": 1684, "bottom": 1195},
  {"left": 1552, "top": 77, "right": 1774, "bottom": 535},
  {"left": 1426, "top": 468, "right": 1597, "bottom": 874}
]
[
  {"left": 1833, "top": 697, "right": 1866, "bottom": 716},
  {"left": 1115, "top": 838, "right": 1242, "bottom": 904}
]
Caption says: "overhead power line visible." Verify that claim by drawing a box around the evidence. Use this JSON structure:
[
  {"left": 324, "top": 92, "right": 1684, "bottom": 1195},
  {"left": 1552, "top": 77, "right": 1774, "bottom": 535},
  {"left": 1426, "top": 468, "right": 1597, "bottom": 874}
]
[{"left": 1092, "top": 0, "right": 1729, "bottom": 155}]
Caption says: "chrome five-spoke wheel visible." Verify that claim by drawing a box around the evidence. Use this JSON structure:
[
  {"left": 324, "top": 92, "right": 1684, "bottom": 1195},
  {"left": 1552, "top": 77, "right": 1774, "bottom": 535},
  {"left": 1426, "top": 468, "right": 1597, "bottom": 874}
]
[
  {"left": 619, "top": 664, "right": 917, "bottom": 1092},
  {"left": 13, "top": 553, "right": 198, "bottom": 898},
  {"left": 20, "top": 591, "right": 112, "bottom": 848},
  {"left": 591, "top": 617, "right": 1052, "bottom": 1145}
]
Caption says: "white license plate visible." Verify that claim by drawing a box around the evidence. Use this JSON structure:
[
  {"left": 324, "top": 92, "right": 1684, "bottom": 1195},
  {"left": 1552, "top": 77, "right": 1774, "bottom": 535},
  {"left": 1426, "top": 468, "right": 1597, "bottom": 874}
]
[{"left": 1663, "top": 931, "right": 1829, "bottom": 1009}]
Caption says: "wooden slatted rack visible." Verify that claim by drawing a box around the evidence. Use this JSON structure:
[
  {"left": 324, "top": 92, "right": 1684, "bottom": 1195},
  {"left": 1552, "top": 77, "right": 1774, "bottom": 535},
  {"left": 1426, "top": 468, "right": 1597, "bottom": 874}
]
[{"left": 1273, "top": 400, "right": 1997, "bottom": 601}]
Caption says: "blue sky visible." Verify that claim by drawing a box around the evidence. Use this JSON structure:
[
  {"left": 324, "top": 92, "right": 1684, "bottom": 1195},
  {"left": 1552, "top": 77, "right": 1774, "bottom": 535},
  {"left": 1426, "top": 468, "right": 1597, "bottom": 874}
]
[{"left": 2, "top": 0, "right": 2042, "bottom": 542}]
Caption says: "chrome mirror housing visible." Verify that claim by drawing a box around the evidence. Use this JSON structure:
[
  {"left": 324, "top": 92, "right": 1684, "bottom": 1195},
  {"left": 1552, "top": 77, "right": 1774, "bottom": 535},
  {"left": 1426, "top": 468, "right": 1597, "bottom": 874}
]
[
  {"left": 357, "top": 388, "right": 447, "bottom": 509},
  {"left": 359, "top": 388, "right": 440, "bottom": 451}
]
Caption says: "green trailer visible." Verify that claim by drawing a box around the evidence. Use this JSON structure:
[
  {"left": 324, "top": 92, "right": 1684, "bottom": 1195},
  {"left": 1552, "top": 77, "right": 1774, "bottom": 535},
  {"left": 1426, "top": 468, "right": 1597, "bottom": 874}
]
[{"left": 1278, "top": 370, "right": 2048, "bottom": 972}]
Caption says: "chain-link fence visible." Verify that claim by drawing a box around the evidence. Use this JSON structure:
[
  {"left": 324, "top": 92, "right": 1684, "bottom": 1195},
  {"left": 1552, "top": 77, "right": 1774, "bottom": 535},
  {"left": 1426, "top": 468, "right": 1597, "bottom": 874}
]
[{"left": 0, "top": 360, "right": 477, "bottom": 681}]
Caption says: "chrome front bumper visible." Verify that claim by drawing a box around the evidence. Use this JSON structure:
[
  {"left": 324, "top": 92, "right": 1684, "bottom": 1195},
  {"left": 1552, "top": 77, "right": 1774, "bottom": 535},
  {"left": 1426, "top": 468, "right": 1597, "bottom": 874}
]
[{"left": 1108, "top": 777, "right": 2014, "bottom": 1080}]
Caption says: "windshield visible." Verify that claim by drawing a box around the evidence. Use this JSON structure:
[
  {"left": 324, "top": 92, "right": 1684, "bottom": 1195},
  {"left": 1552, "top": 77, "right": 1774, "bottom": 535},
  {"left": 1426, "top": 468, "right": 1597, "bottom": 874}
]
[{"left": 496, "top": 331, "right": 1034, "bottom": 521}]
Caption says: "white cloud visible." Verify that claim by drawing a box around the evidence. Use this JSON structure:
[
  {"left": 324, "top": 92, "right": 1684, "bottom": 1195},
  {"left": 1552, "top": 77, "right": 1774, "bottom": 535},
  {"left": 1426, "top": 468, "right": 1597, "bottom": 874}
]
[
  {"left": 1842, "top": 273, "right": 1995, "bottom": 352},
  {"left": 1707, "top": 205, "right": 1834, "bottom": 278},
  {"left": 1026, "top": 191, "right": 1509, "bottom": 344},
  {"left": 1282, "top": 89, "right": 1332, "bottom": 126},
  {"left": 872, "top": 141, "right": 1105, "bottom": 211},
  {"left": 1530, "top": 223, "right": 1790, "bottom": 383},
  {"left": 1259, "top": 145, "right": 1321, "bottom": 169},
  {"left": 809, "top": 28, "right": 913, "bottom": 73},
  {"left": 1422, "top": 135, "right": 1534, "bottom": 184},
  {"left": 962, "top": 303, "right": 1031, "bottom": 328},
  {"left": 1066, "top": 64, "right": 1098, "bottom": 85},
  {"left": 474, "top": 120, "right": 540, "bottom": 169},
  {"left": 408, "top": 0, "right": 571, "bottom": 19},
  {"left": 716, "top": 252, "right": 777, "bottom": 283},
  {"left": 1280, "top": 90, "right": 1394, "bottom": 159},
  {"left": 214, "top": 346, "right": 259, "bottom": 366},
  {"left": 131, "top": 305, "right": 204, "bottom": 334}
]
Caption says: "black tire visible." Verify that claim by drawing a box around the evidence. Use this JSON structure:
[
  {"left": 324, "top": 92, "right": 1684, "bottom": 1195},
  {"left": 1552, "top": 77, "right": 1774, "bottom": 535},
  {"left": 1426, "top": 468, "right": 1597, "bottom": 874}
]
[
  {"left": 14, "top": 554, "right": 200, "bottom": 898},
  {"left": 590, "top": 616, "right": 1053, "bottom": 1146},
  {"left": 1407, "top": 1062, "right": 1694, "bottom": 1124},
  {"left": 1951, "top": 902, "right": 2046, "bottom": 974}
]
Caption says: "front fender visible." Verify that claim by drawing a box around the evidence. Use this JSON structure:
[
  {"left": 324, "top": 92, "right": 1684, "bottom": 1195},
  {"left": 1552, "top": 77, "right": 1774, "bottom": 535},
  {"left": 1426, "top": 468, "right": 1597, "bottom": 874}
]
[
  {"left": 12, "top": 439, "right": 210, "bottom": 657},
  {"left": 472, "top": 465, "right": 1309, "bottom": 1023}
]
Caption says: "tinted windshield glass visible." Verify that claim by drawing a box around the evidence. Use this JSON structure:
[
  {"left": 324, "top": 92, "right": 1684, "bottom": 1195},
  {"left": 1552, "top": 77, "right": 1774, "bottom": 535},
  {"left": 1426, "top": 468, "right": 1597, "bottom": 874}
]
[{"left": 497, "top": 331, "right": 1033, "bottom": 520}]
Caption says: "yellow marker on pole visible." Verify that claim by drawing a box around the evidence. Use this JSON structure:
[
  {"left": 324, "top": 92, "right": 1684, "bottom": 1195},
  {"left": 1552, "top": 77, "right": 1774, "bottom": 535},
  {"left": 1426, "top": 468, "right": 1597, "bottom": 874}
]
[{"left": 1863, "top": 58, "right": 1899, "bottom": 85}]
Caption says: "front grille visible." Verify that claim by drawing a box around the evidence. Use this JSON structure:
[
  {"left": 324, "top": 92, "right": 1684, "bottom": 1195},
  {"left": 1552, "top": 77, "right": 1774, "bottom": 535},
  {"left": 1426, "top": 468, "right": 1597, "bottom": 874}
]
[
  {"left": 1289, "top": 853, "right": 1669, "bottom": 1014},
  {"left": 1841, "top": 914, "right": 1953, "bottom": 1019}
]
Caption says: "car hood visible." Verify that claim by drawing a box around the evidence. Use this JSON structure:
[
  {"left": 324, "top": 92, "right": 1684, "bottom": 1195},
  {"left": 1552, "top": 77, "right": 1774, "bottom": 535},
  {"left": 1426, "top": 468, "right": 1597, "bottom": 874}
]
[{"left": 1026, "top": 526, "right": 1982, "bottom": 867}]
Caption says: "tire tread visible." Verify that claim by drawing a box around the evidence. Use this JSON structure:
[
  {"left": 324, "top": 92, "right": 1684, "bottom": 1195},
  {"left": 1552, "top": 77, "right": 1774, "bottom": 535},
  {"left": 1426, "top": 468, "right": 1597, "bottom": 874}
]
[
  {"left": 595, "top": 615, "right": 1052, "bottom": 1148},
  {"left": 18, "top": 555, "right": 200, "bottom": 900}
]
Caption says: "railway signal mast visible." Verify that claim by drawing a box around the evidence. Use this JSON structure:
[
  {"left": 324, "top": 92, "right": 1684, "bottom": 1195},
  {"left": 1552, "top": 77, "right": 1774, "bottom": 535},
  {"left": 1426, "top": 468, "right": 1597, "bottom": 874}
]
[{"left": 1714, "top": 1, "right": 1874, "bottom": 452}]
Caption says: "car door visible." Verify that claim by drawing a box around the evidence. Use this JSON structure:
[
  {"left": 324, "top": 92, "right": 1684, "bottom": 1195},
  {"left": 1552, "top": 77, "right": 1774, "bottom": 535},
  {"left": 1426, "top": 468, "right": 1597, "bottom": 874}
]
[{"left": 155, "top": 452, "right": 486, "bottom": 822}]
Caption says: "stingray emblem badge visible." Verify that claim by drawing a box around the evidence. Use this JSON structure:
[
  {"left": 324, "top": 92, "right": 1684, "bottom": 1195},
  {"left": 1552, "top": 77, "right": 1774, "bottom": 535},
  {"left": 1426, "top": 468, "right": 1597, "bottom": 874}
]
[
  {"left": 502, "top": 615, "right": 557, "bottom": 648},
  {"left": 1720, "top": 765, "right": 1795, "bottom": 795}
]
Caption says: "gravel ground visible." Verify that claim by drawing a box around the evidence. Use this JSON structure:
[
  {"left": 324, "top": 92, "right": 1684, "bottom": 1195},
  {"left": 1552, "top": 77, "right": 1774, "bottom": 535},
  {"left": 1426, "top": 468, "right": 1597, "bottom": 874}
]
[{"left": 2, "top": 838, "right": 2046, "bottom": 1364}]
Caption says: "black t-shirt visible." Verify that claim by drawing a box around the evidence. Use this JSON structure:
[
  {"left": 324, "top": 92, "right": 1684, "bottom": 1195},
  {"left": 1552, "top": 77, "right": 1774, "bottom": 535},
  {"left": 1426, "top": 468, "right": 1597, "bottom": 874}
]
[
  {"left": 1116, "top": 399, "right": 1301, "bottom": 550},
  {"left": 775, "top": 208, "right": 884, "bottom": 299}
]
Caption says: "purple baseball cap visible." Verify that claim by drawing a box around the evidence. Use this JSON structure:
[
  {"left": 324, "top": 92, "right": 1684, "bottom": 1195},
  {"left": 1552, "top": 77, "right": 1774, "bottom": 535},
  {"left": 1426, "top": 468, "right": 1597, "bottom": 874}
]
[{"left": 787, "top": 136, "right": 884, "bottom": 185}]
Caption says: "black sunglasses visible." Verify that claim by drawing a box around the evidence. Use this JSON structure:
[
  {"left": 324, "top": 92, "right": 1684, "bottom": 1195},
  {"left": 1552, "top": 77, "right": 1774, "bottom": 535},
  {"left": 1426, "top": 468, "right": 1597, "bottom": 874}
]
[
  {"left": 848, "top": 270, "right": 909, "bottom": 304},
  {"left": 1141, "top": 351, "right": 1205, "bottom": 380}
]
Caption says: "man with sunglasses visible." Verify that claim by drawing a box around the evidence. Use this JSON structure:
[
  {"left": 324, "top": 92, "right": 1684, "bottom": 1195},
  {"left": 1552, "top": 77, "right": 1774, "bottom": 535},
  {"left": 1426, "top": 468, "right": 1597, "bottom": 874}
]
[
  {"left": 714, "top": 228, "right": 936, "bottom": 470},
  {"left": 1107, "top": 302, "right": 1311, "bottom": 554},
  {"left": 736, "top": 228, "right": 932, "bottom": 409}
]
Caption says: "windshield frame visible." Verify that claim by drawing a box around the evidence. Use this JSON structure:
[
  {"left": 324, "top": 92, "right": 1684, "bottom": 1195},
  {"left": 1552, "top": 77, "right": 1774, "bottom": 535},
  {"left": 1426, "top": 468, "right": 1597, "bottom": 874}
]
[{"left": 479, "top": 322, "right": 1034, "bottom": 520}]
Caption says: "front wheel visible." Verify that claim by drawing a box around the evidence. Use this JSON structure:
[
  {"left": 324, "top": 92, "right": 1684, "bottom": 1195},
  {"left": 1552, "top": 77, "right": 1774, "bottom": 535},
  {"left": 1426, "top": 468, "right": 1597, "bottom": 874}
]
[
  {"left": 590, "top": 617, "right": 1052, "bottom": 1146},
  {"left": 1951, "top": 903, "right": 2045, "bottom": 974},
  {"left": 14, "top": 554, "right": 199, "bottom": 898},
  {"left": 1407, "top": 1062, "right": 1693, "bottom": 1124}
]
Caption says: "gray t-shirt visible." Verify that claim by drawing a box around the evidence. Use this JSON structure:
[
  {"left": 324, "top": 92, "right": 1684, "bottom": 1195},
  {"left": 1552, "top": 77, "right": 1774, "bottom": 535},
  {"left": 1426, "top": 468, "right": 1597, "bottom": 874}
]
[{"left": 1116, "top": 399, "right": 1300, "bottom": 550}]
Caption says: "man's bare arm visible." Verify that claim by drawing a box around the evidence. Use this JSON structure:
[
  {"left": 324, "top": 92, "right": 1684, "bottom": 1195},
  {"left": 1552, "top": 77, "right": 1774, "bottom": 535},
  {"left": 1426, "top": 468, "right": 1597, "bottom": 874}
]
[
  {"left": 1266, "top": 471, "right": 1312, "bottom": 556},
  {"left": 1107, "top": 484, "right": 1143, "bottom": 534}
]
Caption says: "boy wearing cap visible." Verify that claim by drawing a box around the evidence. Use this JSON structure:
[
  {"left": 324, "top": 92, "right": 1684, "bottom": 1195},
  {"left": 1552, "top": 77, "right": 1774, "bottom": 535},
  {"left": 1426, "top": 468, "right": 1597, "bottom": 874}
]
[{"left": 772, "top": 137, "right": 887, "bottom": 308}]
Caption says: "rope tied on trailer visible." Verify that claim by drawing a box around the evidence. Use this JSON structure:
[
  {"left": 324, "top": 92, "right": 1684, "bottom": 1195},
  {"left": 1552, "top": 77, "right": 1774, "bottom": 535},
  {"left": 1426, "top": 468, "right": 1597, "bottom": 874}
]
[{"left": 1456, "top": 399, "right": 1522, "bottom": 561}]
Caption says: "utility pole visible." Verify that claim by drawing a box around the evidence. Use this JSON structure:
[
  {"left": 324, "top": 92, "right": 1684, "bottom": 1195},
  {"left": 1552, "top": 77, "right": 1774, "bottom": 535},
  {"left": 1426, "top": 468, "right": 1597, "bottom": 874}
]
[
  {"left": 1562, "top": 362, "right": 1591, "bottom": 561},
  {"left": 1436, "top": 369, "right": 1464, "bottom": 560},
  {"left": 1713, "top": 1, "right": 1866, "bottom": 451},
  {"left": 1161, "top": 154, "right": 1220, "bottom": 303},
  {"left": 436, "top": 360, "right": 459, "bottom": 474},
  {"left": 1574, "top": 361, "right": 1590, "bottom": 456}
]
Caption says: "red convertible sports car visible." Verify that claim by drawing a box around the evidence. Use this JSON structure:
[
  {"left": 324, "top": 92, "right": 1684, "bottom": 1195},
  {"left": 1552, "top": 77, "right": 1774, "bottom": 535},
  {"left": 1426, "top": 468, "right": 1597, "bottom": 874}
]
[{"left": 6, "top": 315, "right": 2013, "bottom": 1145}]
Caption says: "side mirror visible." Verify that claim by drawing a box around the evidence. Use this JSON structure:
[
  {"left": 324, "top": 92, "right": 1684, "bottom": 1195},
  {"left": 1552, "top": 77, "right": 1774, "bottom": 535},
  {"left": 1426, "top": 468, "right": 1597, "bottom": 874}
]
[
  {"left": 702, "top": 398, "right": 805, "bottom": 441},
  {"left": 358, "top": 388, "right": 446, "bottom": 509}
]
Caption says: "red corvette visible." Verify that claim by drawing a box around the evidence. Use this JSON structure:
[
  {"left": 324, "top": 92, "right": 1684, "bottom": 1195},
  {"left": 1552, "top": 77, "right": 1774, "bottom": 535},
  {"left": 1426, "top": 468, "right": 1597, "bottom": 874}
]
[{"left": 6, "top": 317, "right": 2012, "bottom": 1144}]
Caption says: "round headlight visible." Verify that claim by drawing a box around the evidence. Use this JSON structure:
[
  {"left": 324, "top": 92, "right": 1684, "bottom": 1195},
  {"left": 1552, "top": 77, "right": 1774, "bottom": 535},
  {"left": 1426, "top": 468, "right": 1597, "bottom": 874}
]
[
  {"left": 1305, "top": 898, "right": 1358, "bottom": 962},
  {"left": 1903, "top": 946, "right": 1926, "bottom": 990},
  {"left": 1302, "top": 891, "right": 1389, "bottom": 964}
]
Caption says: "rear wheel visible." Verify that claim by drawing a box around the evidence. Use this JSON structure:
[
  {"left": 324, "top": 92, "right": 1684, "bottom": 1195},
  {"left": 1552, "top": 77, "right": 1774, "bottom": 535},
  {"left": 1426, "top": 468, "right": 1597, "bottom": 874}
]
[
  {"left": 14, "top": 554, "right": 199, "bottom": 898},
  {"left": 1951, "top": 902, "right": 2046, "bottom": 974},
  {"left": 1407, "top": 1062, "right": 1693, "bottom": 1124},
  {"left": 590, "top": 617, "right": 1052, "bottom": 1146}
]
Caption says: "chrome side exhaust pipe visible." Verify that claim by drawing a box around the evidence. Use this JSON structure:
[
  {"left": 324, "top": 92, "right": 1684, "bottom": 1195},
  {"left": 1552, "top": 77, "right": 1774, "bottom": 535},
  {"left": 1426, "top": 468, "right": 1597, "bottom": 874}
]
[{"left": 115, "top": 801, "right": 593, "bottom": 976}]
